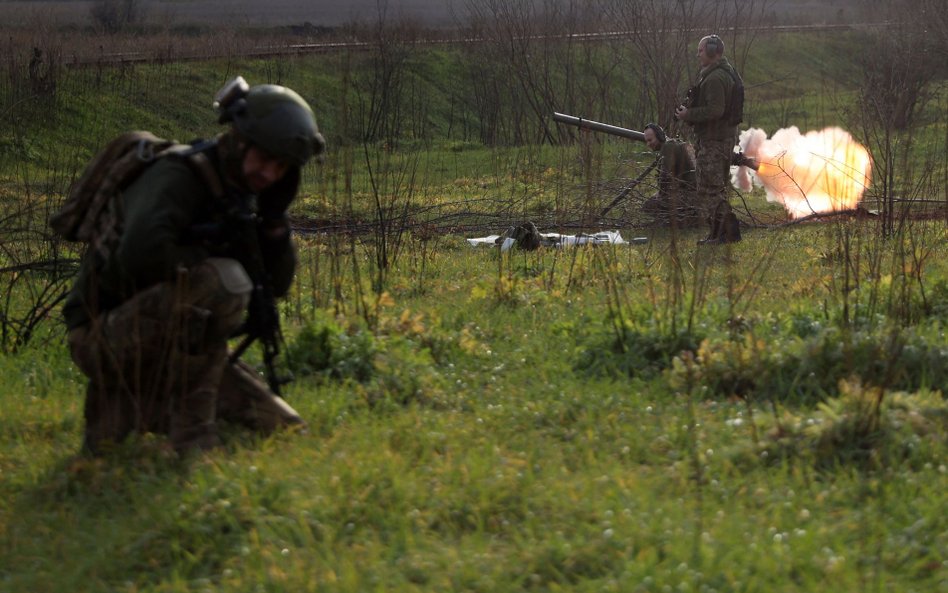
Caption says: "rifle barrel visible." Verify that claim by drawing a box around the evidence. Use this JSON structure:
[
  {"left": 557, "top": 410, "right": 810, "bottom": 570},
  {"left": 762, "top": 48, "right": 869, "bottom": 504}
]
[{"left": 552, "top": 112, "right": 646, "bottom": 142}]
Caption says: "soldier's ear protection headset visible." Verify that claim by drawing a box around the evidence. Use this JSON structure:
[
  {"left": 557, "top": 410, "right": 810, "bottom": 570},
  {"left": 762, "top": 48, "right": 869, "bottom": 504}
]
[
  {"left": 705, "top": 35, "right": 724, "bottom": 57},
  {"left": 214, "top": 76, "right": 250, "bottom": 123},
  {"left": 644, "top": 123, "right": 666, "bottom": 144}
]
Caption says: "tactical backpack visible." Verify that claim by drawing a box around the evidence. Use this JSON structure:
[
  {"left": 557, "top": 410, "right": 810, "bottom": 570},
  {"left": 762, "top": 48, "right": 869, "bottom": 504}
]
[
  {"left": 724, "top": 66, "right": 745, "bottom": 126},
  {"left": 50, "top": 131, "right": 223, "bottom": 260}
]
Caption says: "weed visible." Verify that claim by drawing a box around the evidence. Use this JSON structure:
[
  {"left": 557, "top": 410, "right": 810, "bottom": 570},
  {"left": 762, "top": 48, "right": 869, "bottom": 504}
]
[
  {"left": 576, "top": 313, "right": 704, "bottom": 380},
  {"left": 285, "top": 312, "right": 376, "bottom": 383},
  {"left": 730, "top": 380, "right": 948, "bottom": 471}
]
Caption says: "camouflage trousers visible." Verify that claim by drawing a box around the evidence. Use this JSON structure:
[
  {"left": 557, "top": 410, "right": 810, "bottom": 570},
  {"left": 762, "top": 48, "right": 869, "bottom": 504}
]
[
  {"left": 694, "top": 137, "right": 736, "bottom": 224},
  {"left": 67, "top": 257, "right": 303, "bottom": 455},
  {"left": 642, "top": 188, "right": 700, "bottom": 226}
]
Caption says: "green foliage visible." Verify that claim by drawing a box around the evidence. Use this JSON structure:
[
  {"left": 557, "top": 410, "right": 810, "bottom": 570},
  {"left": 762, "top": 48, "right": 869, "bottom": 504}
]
[
  {"left": 285, "top": 310, "right": 448, "bottom": 409},
  {"left": 362, "top": 333, "right": 447, "bottom": 409},
  {"left": 924, "top": 277, "right": 948, "bottom": 322},
  {"left": 285, "top": 311, "right": 377, "bottom": 383},
  {"left": 0, "top": 135, "right": 41, "bottom": 161},
  {"left": 575, "top": 314, "right": 704, "bottom": 380},
  {"left": 730, "top": 380, "right": 948, "bottom": 471},
  {"left": 670, "top": 322, "right": 948, "bottom": 404}
]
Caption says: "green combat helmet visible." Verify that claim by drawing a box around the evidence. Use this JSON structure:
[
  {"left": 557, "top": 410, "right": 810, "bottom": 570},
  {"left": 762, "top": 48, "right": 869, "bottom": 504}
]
[{"left": 214, "top": 76, "right": 326, "bottom": 166}]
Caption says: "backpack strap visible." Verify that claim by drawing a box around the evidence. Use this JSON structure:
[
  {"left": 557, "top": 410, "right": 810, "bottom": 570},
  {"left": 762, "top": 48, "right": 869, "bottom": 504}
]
[{"left": 160, "top": 139, "right": 226, "bottom": 202}]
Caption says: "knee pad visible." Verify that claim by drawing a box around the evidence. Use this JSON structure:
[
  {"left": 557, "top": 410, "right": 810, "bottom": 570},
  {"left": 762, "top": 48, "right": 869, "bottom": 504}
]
[
  {"left": 205, "top": 257, "right": 252, "bottom": 293},
  {"left": 186, "top": 258, "right": 252, "bottom": 340}
]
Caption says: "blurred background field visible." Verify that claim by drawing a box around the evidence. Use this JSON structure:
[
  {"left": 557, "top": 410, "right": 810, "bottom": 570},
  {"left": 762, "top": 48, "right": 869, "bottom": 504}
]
[{"left": 0, "top": 1, "right": 946, "bottom": 591}]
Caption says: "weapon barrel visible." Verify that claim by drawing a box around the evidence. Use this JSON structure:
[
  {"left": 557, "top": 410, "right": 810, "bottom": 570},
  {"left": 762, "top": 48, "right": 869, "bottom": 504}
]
[{"left": 552, "top": 112, "right": 646, "bottom": 142}]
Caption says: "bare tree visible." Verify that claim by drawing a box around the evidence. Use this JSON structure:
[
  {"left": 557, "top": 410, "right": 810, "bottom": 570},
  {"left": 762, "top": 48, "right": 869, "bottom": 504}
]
[
  {"left": 851, "top": 0, "right": 943, "bottom": 237},
  {"left": 90, "top": 0, "right": 146, "bottom": 34},
  {"left": 603, "top": 0, "right": 694, "bottom": 132},
  {"left": 460, "top": 0, "right": 620, "bottom": 146},
  {"left": 600, "top": 0, "right": 771, "bottom": 133}
]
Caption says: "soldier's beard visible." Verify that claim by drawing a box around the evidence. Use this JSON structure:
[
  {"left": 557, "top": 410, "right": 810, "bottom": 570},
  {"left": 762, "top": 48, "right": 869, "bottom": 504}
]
[
  {"left": 244, "top": 172, "right": 273, "bottom": 194},
  {"left": 218, "top": 130, "right": 252, "bottom": 192}
]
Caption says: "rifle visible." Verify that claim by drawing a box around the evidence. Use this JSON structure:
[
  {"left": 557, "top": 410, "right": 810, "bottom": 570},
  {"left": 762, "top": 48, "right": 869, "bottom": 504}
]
[
  {"left": 191, "top": 190, "right": 290, "bottom": 397},
  {"left": 229, "top": 197, "right": 289, "bottom": 397}
]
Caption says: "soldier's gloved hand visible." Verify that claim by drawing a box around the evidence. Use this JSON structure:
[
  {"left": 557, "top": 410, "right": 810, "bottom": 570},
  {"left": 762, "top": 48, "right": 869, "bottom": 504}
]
[{"left": 259, "top": 215, "right": 291, "bottom": 242}]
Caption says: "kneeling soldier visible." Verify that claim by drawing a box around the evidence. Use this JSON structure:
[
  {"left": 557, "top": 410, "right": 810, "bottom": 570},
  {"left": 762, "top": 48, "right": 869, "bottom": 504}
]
[{"left": 62, "top": 79, "right": 326, "bottom": 455}]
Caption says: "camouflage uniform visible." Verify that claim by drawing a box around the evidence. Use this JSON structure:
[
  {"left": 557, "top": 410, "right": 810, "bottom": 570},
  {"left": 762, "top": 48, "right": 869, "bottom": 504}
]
[
  {"left": 694, "top": 137, "right": 733, "bottom": 218},
  {"left": 63, "top": 146, "right": 304, "bottom": 454},
  {"left": 642, "top": 138, "right": 698, "bottom": 223},
  {"left": 680, "top": 57, "right": 742, "bottom": 240}
]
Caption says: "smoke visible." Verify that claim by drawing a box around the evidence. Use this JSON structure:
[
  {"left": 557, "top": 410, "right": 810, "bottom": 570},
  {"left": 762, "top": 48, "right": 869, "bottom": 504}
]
[{"left": 732, "top": 126, "right": 873, "bottom": 219}]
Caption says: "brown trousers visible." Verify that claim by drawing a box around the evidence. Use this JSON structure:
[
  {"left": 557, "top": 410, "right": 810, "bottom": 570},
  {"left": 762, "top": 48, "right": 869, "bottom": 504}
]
[{"left": 68, "top": 258, "right": 303, "bottom": 454}]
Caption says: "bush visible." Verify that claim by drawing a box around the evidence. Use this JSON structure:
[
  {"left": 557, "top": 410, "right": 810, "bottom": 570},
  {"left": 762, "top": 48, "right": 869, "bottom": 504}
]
[
  {"left": 727, "top": 380, "right": 948, "bottom": 470},
  {"left": 285, "top": 312, "right": 447, "bottom": 408},
  {"left": 668, "top": 322, "right": 948, "bottom": 404},
  {"left": 285, "top": 313, "right": 376, "bottom": 383},
  {"left": 575, "top": 317, "right": 704, "bottom": 380}
]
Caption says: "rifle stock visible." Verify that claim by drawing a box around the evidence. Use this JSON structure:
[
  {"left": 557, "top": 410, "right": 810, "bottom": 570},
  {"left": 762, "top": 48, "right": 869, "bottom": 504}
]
[{"left": 552, "top": 112, "right": 646, "bottom": 142}]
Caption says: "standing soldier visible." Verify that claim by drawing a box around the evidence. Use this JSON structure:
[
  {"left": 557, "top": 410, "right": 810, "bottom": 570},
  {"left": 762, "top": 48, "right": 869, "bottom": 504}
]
[
  {"left": 60, "top": 78, "right": 326, "bottom": 455},
  {"left": 675, "top": 34, "right": 743, "bottom": 244},
  {"left": 641, "top": 123, "right": 698, "bottom": 224}
]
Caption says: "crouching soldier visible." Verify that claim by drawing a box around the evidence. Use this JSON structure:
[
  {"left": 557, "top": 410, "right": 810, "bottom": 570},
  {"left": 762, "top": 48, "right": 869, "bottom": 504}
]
[
  {"left": 640, "top": 123, "right": 699, "bottom": 225},
  {"left": 59, "top": 78, "right": 326, "bottom": 455}
]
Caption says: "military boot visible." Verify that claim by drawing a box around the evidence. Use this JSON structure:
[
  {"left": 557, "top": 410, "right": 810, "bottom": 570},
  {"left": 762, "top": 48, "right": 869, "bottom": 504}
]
[
  {"left": 167, "top": 342, "right": 231, "bottom": 454},
  {"left": 699, "top": 200, "right": 741, "bottom": 245},
  {"left": 81, "top": 380, "right": 135, "bottom": 455},
  {"left": 698, "top": 204, "right": 724, "bottom": 244},
  {"left": 721, "top": 209, "right": 742, "bottom": 243},
  {"left": 217, "top": 360, "right": 306, "bottom": 434}
]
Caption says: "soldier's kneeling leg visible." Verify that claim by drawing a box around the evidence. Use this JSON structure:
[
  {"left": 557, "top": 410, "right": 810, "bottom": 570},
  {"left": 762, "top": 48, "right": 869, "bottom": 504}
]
[
  {"left": 68, "top": 323, "right": 137, "bottom": 455},
  {"left": 169, "top": 258, "right": 252, "bottom": 453}
]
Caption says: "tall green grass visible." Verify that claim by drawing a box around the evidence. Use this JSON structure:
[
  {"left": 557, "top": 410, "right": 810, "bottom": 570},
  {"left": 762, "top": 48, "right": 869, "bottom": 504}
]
[{"left": 2, "top": 226, "right": 947, "bottom": 591}]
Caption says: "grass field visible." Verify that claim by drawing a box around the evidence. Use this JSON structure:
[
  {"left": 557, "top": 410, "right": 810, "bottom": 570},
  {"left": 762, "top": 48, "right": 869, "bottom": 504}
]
[
  {"left": 1, "top": 22, "right": 947, "bottom": 593},
  {"left": 2, "top": 223, "right": 948, "bottom": 592}
]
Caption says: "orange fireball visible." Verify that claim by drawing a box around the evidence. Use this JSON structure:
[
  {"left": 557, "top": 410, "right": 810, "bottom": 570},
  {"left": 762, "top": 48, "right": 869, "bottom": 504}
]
[{"left": 734, "top": 127, "right": 872, "bottom": 219}]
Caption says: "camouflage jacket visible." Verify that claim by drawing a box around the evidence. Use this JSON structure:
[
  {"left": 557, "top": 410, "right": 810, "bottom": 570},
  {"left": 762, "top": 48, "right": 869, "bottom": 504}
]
[
  {"left": 682, "top": 57, "right": 740, "bottom": 142},
  {"left": 63, "top": 145, "right": 298, "bottom": 330},
  {"left": 658, "top": 139, "right": 697, "bottom": 196}
]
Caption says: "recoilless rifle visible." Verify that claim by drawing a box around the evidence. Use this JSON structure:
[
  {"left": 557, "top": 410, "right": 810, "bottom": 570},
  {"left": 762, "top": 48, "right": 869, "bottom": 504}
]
[
  {"left": 552, "top": 112, "right": 647, "bottom": 142},
  {"left": 552, "top": 112, "right": 657, "bottom": 216},
  {"left": 552, "top": 111, "right": 757, "bottom": 171}
]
